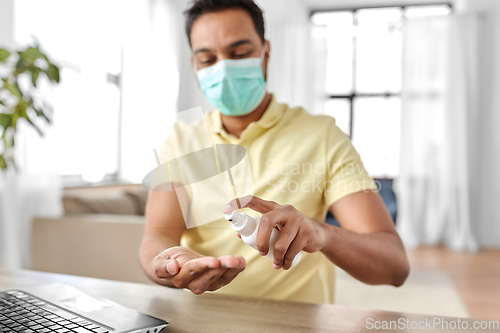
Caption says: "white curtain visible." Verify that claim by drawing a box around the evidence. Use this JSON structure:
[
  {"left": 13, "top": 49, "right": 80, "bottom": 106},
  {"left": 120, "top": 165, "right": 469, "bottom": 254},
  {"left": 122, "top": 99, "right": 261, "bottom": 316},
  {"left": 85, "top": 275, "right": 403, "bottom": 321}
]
[
  {"left": 266, "top": 20, "right": 316, "bottom": 113},
  {"left": 0, "top": 171, "right": 63, "bottom": 269},
  {"left": 395, "top": 15, "right": 480, "bottom": 251},
  {"left": 265, "top": 17, "right": 325, "bottom": 115},
  {"left": 0, "top": 120, "right": 63, "bottom": 269}
]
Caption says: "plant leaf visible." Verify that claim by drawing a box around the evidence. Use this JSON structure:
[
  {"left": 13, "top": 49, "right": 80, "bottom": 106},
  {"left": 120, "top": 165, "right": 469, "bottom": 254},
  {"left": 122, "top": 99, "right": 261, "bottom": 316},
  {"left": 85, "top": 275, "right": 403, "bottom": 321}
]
[
  {"left": 15, "top": 58, "right": 30, "bottom": 74},
  {"left": 46, "top": 64, "right": 60, "bottom": 83},
  {"left": 31, "top": 69, "right": 39, "bottom": 87},
  {"left": 2, "top": 79, "right": 22, "bottom": 99},
  {"left": 0, "top": 155, "right": 7, "bottom": 170},
  {"left": 0, "top": 113, "right": 11, "bottom": 129},
  {"left": 19, "top": 47, "right": 41, "bottom": 62},
  {"left": 0, "top": 49, "right": 9, "bottom": 62}
]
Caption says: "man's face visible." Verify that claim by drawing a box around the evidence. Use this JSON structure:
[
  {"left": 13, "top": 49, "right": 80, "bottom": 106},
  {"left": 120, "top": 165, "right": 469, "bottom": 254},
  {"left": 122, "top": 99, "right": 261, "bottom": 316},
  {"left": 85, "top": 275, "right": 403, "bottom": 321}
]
[{"left": 190, "top": 8, "right": 269, "bottom": 78}]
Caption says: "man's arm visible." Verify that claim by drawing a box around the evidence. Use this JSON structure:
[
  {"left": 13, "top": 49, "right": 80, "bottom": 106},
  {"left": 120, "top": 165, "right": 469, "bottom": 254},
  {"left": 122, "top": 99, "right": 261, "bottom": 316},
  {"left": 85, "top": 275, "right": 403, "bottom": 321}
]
[
  {"left": 139, "top": 189, "right": 246, "bottom": 293},
  {"left": 223, "top": 191, "right": 409, "bottom": 287},
  {"left": 323, "top": 190, "right": 409, "bottom": 286},
  {"left": 139, "top": 189, "right": 186, "bottom": 287}
]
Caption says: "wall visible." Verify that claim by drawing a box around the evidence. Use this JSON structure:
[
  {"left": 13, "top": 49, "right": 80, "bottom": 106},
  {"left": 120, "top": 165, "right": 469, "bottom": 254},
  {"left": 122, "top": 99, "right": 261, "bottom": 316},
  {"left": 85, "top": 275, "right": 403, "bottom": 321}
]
[{"left": 0, "top": 0, "right": 14, "bottom": 48}]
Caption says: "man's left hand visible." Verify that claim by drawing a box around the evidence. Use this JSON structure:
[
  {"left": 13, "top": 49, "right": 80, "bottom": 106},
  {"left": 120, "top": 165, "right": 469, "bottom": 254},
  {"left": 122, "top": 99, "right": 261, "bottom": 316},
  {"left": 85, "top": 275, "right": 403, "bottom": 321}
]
[{"left": 223, "top": 196, "right": 326, "bottom": 270}]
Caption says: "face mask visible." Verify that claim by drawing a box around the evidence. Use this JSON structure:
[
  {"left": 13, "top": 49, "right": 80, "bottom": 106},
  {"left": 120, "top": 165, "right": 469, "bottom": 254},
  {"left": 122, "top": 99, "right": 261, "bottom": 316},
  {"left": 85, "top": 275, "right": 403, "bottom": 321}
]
[{"left": 196, "top": 53, "right": 266, "bottom": 117}]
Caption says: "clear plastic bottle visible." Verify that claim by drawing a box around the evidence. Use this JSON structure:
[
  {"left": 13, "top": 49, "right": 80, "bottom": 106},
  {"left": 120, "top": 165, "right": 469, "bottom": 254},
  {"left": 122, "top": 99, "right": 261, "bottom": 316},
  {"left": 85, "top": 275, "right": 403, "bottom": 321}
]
[{"left": 224, "top": 211, "right": 302, "bottom": 268}]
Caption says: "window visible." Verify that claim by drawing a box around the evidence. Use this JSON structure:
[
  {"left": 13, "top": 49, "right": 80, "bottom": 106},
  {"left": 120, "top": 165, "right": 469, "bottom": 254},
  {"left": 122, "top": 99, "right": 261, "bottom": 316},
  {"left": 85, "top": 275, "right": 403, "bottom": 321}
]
[
  {"left": 13, "top": 0, "right": 179, "bottom": 185},
  {"left": 312, "top": 4, "right": 452, "bottom": 178},
  {"left": 14, "top": 0, "right": 123, "bottom": 183}
]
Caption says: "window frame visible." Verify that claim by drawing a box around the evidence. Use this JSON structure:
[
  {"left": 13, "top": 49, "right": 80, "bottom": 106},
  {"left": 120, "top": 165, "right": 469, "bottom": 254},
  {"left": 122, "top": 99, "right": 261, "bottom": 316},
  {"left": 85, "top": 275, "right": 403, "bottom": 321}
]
[{"left": 311, "top": 2, "right": 453, "bottom": 139}]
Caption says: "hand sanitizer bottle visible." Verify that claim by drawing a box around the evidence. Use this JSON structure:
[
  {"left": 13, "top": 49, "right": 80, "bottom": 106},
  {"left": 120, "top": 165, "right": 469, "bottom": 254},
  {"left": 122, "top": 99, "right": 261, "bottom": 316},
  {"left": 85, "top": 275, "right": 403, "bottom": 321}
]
[{"left": 224, "top": 211, "right": 302, "bottom": 268}]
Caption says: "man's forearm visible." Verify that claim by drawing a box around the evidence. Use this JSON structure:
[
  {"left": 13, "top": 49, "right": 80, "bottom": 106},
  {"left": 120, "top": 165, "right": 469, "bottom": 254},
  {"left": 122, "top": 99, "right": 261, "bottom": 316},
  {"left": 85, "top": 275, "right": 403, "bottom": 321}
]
[
  {"left": 139, "top": 234, "right": 180, "bottom": 287},
  {"left": 318, "top": 222, "right": 409, "bottom": 286}
]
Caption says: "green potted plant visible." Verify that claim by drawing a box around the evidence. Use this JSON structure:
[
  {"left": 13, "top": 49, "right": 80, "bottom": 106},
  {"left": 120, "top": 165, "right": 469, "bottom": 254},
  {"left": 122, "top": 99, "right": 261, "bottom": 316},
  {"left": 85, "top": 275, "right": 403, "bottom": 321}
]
[{"left": 0, "top": 44, "right": 60, "bottom": 170}]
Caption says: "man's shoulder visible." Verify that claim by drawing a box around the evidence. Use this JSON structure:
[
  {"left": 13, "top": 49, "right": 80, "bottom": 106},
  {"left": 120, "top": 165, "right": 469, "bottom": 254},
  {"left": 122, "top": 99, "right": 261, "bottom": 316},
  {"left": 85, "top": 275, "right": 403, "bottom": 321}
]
[
  {"left": 159, "top": 113, "right": 215, "bottom": 162},
  {"left": 282, "top": 104, "right": 340, "bottom": 132},
  {"left": 167, "top": 112, "right": 216, "bottom": 139}
]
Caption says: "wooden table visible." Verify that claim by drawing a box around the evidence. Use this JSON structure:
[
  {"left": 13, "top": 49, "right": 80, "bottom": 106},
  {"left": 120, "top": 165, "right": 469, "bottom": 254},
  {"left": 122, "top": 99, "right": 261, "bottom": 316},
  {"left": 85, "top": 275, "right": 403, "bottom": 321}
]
[{"left": 0, "top": 270, "right": 496, "bottom": 333}]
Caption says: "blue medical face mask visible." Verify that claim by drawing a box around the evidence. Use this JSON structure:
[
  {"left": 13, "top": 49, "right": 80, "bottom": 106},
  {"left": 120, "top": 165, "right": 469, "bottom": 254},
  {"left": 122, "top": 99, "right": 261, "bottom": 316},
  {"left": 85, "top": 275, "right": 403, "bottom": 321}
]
[{"left": 196, "top": 53, "right": 266, "bottom": 117}]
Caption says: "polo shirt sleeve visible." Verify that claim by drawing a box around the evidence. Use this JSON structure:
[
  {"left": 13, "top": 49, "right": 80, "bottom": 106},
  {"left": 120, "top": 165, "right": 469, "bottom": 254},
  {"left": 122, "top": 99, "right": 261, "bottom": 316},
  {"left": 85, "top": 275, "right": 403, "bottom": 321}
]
[
  {"left": 324, "top": 118, "right": 378, "bottom": 208},
  {"left": 157, "top": 132, "right": 187, "bottom": 188},
  {"left": 142, "top": 136, "right": 177, "bottom": 192}
]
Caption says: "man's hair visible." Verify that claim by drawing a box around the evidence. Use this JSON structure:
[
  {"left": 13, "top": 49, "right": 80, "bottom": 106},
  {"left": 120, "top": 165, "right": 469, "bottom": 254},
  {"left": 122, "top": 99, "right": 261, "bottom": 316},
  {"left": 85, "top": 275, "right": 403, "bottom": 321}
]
[{"left": 184, "top": 0, "right": 265, "bottom": 47}]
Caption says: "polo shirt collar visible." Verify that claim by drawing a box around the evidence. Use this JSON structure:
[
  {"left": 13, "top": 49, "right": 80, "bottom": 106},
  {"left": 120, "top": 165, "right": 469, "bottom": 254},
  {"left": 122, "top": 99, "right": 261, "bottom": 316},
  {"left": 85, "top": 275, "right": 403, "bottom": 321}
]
[{"left": 209, "top": 95, "right": 285, "bottom": 136}]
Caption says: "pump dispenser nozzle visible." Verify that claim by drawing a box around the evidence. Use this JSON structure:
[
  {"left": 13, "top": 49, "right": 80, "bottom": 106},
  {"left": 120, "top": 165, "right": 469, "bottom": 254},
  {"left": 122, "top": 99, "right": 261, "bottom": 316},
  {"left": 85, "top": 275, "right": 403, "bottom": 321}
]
[{"left": 224, "top": 212, "right": 257, "bottom": 237}]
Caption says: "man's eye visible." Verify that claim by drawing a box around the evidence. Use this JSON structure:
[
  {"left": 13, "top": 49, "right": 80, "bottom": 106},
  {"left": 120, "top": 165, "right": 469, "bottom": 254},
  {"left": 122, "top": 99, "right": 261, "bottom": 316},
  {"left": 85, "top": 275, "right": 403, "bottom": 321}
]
[
  {"left": 201, "top": 59, "right": 215, "bottom": 65},
  {"left": 234, "top": 52, "right": 251, "bottom": 58}
]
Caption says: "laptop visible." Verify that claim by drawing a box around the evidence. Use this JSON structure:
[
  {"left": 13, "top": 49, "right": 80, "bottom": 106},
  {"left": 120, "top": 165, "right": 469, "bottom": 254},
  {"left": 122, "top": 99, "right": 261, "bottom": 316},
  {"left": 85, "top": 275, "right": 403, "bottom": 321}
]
[{"left": 0, "top": 283, "right": 168, "bottom": 333}]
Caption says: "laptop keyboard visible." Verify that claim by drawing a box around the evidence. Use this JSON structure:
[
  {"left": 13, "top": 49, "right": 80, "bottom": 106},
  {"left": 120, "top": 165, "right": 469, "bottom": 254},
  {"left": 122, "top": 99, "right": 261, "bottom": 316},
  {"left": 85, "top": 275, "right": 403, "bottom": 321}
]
[{"left": 0, "top": 290, "right": 112, "bottom": 333}]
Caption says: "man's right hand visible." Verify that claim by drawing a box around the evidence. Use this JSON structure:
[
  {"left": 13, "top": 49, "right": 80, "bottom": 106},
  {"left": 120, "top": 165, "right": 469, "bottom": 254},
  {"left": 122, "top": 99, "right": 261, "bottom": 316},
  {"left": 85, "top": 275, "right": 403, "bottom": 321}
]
[{"left": 151, "top": 246, "right": 246, "bottom": 295}]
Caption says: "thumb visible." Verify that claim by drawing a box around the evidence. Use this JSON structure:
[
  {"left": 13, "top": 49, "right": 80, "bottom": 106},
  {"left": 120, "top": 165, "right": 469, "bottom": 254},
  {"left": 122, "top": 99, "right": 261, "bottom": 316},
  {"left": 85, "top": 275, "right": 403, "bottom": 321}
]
[
  {"left": 166, "top": 259, "right": 180, "bottom": 275},
  {"left": 153, "top": 258, "right": 180, "bottom": 279}
]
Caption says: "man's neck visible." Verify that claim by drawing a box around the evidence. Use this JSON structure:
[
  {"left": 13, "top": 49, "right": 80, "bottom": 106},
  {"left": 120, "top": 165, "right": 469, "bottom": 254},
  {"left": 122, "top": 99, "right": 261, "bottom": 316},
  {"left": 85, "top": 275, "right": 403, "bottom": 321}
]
[{"left": 221, "top": 93, "right": 272, "bottom": 138}]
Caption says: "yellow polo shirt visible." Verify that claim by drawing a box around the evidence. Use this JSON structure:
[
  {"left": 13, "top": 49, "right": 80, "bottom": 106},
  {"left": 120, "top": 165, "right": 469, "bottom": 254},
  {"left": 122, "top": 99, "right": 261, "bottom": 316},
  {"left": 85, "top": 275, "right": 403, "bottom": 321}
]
[{"left": 158, "top": 96, "right": 376, "bottom": 304}]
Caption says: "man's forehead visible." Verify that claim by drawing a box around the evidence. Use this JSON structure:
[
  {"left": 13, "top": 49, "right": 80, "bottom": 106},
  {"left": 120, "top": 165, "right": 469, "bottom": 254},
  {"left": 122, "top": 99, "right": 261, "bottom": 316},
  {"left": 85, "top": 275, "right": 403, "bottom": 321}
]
[
  {"left": 193, "top": 39, "right": 255, "bottom": 54},
  {"left": 190, "top": 8, "right": 261, "bottom": 51}
]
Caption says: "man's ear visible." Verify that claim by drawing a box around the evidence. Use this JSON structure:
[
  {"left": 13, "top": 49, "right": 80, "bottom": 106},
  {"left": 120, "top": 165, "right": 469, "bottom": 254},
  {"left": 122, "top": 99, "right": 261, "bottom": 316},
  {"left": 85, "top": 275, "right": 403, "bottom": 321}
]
[
  {"left": 191, "top": 56, "right": 196, "bottom": 71},
  {"left": 264, "top": 40, "right": 270, "bottom": 64},
  {"left": 263, "top": 40, "right": 270, "bottom": 80}
]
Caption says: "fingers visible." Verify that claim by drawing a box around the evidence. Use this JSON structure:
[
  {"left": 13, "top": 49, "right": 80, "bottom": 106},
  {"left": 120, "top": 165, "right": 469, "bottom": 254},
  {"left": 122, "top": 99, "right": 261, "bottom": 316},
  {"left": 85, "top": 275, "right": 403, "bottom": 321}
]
[
  {"left": 271, "top": 223, "right": 300, "bottom": 269},
  {"left": 281, "top": 232, "right": 307, "bottom": 270},
  {"left": 187, "top": 256, "right": 246, "bottom": 294},
  {"left": 171, "top": 257, "right": 219, "bottom": 288},
  {"left": 219, "top": 254, "right": 244, "bottom": 268},
  {"left": 187, "top": 266, "right": 228, "bottom": 295},
  {"left": 223, "top": 195, "right": 279, "bottom": 215},
  {"left": 207, "top": 256, "right": 246, "bottom": 291},
  {"left": 256, "top": 209, "right": 290, "bottom": 255},
  {"left": 152, "top": 247, "right": 183, "bottom": 279},
  {"left": 152, "top": 258, "right": 180, "bottom": 279}
]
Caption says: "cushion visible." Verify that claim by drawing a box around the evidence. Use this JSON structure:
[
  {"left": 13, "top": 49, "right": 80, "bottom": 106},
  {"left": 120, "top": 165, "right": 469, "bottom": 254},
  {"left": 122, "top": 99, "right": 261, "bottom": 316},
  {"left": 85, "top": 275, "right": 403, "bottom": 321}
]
[
  {"left": 124, "top": 188, "right": 149, "bottom": 215},
  {"left": 63, "top": 193, "right": 140, "bottom": 215}
]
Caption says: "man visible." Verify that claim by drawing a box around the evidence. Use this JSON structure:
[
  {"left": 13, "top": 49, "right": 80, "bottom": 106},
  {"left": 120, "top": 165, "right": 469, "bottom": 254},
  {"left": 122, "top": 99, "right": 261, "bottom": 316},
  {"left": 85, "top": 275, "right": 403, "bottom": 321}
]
[{"left": 139, "top": 0, "right": 409, "bottom": 304}]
